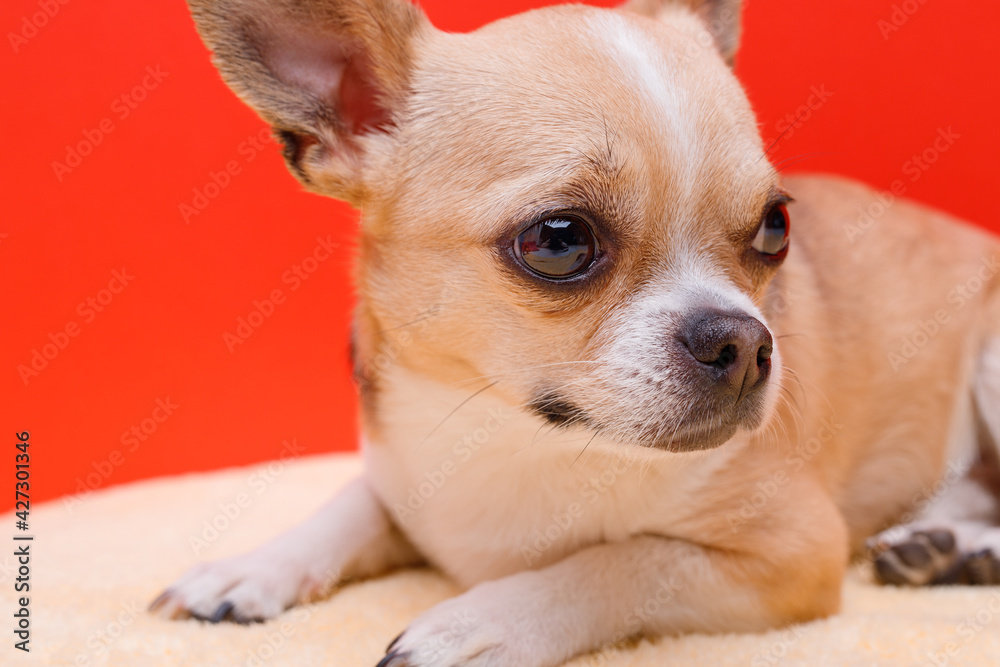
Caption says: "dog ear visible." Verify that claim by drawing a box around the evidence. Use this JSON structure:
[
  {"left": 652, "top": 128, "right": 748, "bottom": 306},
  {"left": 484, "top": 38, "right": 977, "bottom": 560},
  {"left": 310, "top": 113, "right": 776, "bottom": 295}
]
[
  {"left": 621, "top": 0, "right": 742, "bottom": 66},
  {"left": 187, "top": 0, "right": 428, "bottom": 205}
]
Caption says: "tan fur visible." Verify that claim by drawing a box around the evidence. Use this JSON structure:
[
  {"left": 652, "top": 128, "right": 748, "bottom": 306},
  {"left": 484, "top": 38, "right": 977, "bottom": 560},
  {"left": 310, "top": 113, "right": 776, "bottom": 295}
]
[
  {"left": 623, "top": 0, "right": 742, "bottom": 64},
  {"left": 188, "top": 0, "right": 428, "bottom": 203},
  {"left": 154, "top": 0, "right": 1000, "bottom": 664}
]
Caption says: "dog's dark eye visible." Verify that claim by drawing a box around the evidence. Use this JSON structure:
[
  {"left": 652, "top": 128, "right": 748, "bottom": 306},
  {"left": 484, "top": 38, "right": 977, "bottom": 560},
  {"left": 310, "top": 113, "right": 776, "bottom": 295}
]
[
  {"left": 515, "top": 216, "right": 597, "bottom": 279},
  {"left": 752, "top": 203, "right": 790, "bottom": 260}
]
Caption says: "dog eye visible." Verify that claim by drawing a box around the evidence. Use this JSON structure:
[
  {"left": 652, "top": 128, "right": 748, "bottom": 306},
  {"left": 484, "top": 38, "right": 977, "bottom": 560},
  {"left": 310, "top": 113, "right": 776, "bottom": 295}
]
[
  {"left": 752, "top": 203, "right": 790, "bottom": 260},
  {"left": 515, "top": 216, "right": 597, "bottom": 279}
]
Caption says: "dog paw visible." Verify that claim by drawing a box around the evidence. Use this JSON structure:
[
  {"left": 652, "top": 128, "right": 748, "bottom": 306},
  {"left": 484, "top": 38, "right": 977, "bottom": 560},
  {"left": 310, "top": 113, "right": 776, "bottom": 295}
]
[
  {"left": 867, "top": 526, "right": 959, "bottom": 586},
  {"left": 374, "top": 578, "right": 561, "bottom": 667},
  {"left": 376, "top": 603, "right": 502, "bottom": 666},
  {"left": 958, "top": 548, "right": 1000, "bottom": 585},
  {"left": 149, "top": 549, "right": 319, "bottom": 622}
]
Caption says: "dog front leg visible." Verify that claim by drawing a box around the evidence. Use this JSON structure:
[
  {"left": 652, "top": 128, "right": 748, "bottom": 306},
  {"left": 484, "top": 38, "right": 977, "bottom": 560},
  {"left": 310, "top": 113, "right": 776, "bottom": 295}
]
[
  {"left": 151, "top": 477, "right": 421, "bottom": 622},
  {"left": 379, "top": 531, "right": 845, "bottom": 667}
]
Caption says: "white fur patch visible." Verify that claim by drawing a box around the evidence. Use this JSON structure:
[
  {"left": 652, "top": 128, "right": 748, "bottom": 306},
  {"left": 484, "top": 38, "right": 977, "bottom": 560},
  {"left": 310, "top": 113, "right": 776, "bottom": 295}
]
[
  {"left": 364, "top": 365, "right": 741, "bottom": 587},
  {"left": 606, "top": 264, "right": 784, "bottom": 436},
  {"left": 585, "top": 12, "right": 697, "bottom": 193}
]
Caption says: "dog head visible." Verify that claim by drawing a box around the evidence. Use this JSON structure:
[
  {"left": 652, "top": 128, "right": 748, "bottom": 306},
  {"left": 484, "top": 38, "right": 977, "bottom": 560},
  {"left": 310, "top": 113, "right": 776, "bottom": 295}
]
[{"left": 188, "top": 0, "right": 788, "bottom": 452}]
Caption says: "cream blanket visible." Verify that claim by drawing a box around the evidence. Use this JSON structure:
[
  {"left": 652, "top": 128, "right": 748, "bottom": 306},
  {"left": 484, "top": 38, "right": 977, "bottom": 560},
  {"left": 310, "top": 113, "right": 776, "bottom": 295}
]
[{"left": 5, "top": 453, "right": 999, "bottom": 666}]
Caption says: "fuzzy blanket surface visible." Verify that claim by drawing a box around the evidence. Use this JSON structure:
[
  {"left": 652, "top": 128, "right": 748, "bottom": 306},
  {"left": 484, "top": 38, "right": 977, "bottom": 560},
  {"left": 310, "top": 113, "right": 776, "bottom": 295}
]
[{"left": 5, "top": 453, "right": 999, "bottom": 667}]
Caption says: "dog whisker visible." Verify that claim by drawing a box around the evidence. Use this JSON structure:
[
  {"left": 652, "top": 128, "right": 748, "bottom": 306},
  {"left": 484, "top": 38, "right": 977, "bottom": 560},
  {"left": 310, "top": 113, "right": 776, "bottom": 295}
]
[
  {"left": 570, "top": 431, "right": 600, "bottom": 469},
  {"left": 773, "top": 151, "right": 837, "bottom": 173},
  {"left": 417, "top": 381, "right": 499, "bottom": 450},
  {"left": 450, "top": 361, "right": 605, "bottom": 387},
  {"left": 376, "top": 309, "right": 440, "bottom": 335}
]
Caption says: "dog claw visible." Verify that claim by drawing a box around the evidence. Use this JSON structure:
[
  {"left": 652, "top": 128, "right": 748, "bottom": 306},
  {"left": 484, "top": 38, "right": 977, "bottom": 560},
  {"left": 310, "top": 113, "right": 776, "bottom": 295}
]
[
  {"left": 148, "top": 589, "right": 188, "bottom": 620},
  {"left": 207, "top": 601, "right": 235, "bottom": 624},
  {"left": 386, "top": 631, "right": 404, "bottom": 652},
  {"left": 376, "top": 648, "right": 409, "bottom": 667},
  {"left": 148, "top": 590, "right": 172, "bottom": 613}
]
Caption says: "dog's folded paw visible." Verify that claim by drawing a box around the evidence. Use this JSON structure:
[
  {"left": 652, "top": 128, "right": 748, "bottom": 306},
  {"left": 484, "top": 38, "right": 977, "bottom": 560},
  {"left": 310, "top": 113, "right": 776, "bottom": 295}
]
[
  {"left": 149, "top": 550, "right": 312, "bottom": 622},
  {"left": 867, "top": 526, "right": 959, "bottom": 586}
]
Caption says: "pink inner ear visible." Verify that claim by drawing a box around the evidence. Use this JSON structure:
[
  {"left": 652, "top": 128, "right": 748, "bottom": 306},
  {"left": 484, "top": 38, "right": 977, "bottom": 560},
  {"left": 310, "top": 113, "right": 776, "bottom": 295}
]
[
  {"left": 265, "top": 22, "right": 391, "bottom": 139},
  {"left": 339, "top": 52, "right": 392, "bottom": 135}
]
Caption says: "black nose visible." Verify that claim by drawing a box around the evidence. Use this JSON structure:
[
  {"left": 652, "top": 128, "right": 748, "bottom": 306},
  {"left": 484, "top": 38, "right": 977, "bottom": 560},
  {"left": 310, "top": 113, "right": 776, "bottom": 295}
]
[{"left": 679, "top": 310, "right": 773, "bottom": 401}]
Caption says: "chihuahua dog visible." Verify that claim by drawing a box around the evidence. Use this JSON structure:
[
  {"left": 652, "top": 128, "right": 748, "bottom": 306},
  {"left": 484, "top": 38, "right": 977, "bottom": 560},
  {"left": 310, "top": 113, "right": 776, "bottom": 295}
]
[{"left": 151, "top": 0, "right": 1000, "bottom": 664}]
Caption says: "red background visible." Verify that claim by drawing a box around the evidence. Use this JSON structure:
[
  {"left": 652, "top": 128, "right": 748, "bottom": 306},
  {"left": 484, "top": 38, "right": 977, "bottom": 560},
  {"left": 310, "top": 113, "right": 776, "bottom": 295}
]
[{"left": 2, "top": 0, "right": 998, "bottom": 511}]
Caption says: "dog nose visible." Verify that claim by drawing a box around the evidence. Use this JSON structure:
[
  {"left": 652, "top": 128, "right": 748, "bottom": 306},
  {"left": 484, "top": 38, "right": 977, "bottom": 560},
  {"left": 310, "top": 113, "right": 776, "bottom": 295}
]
[{"left": 679, "top": 311, "right": 773, "bottom": 400}]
